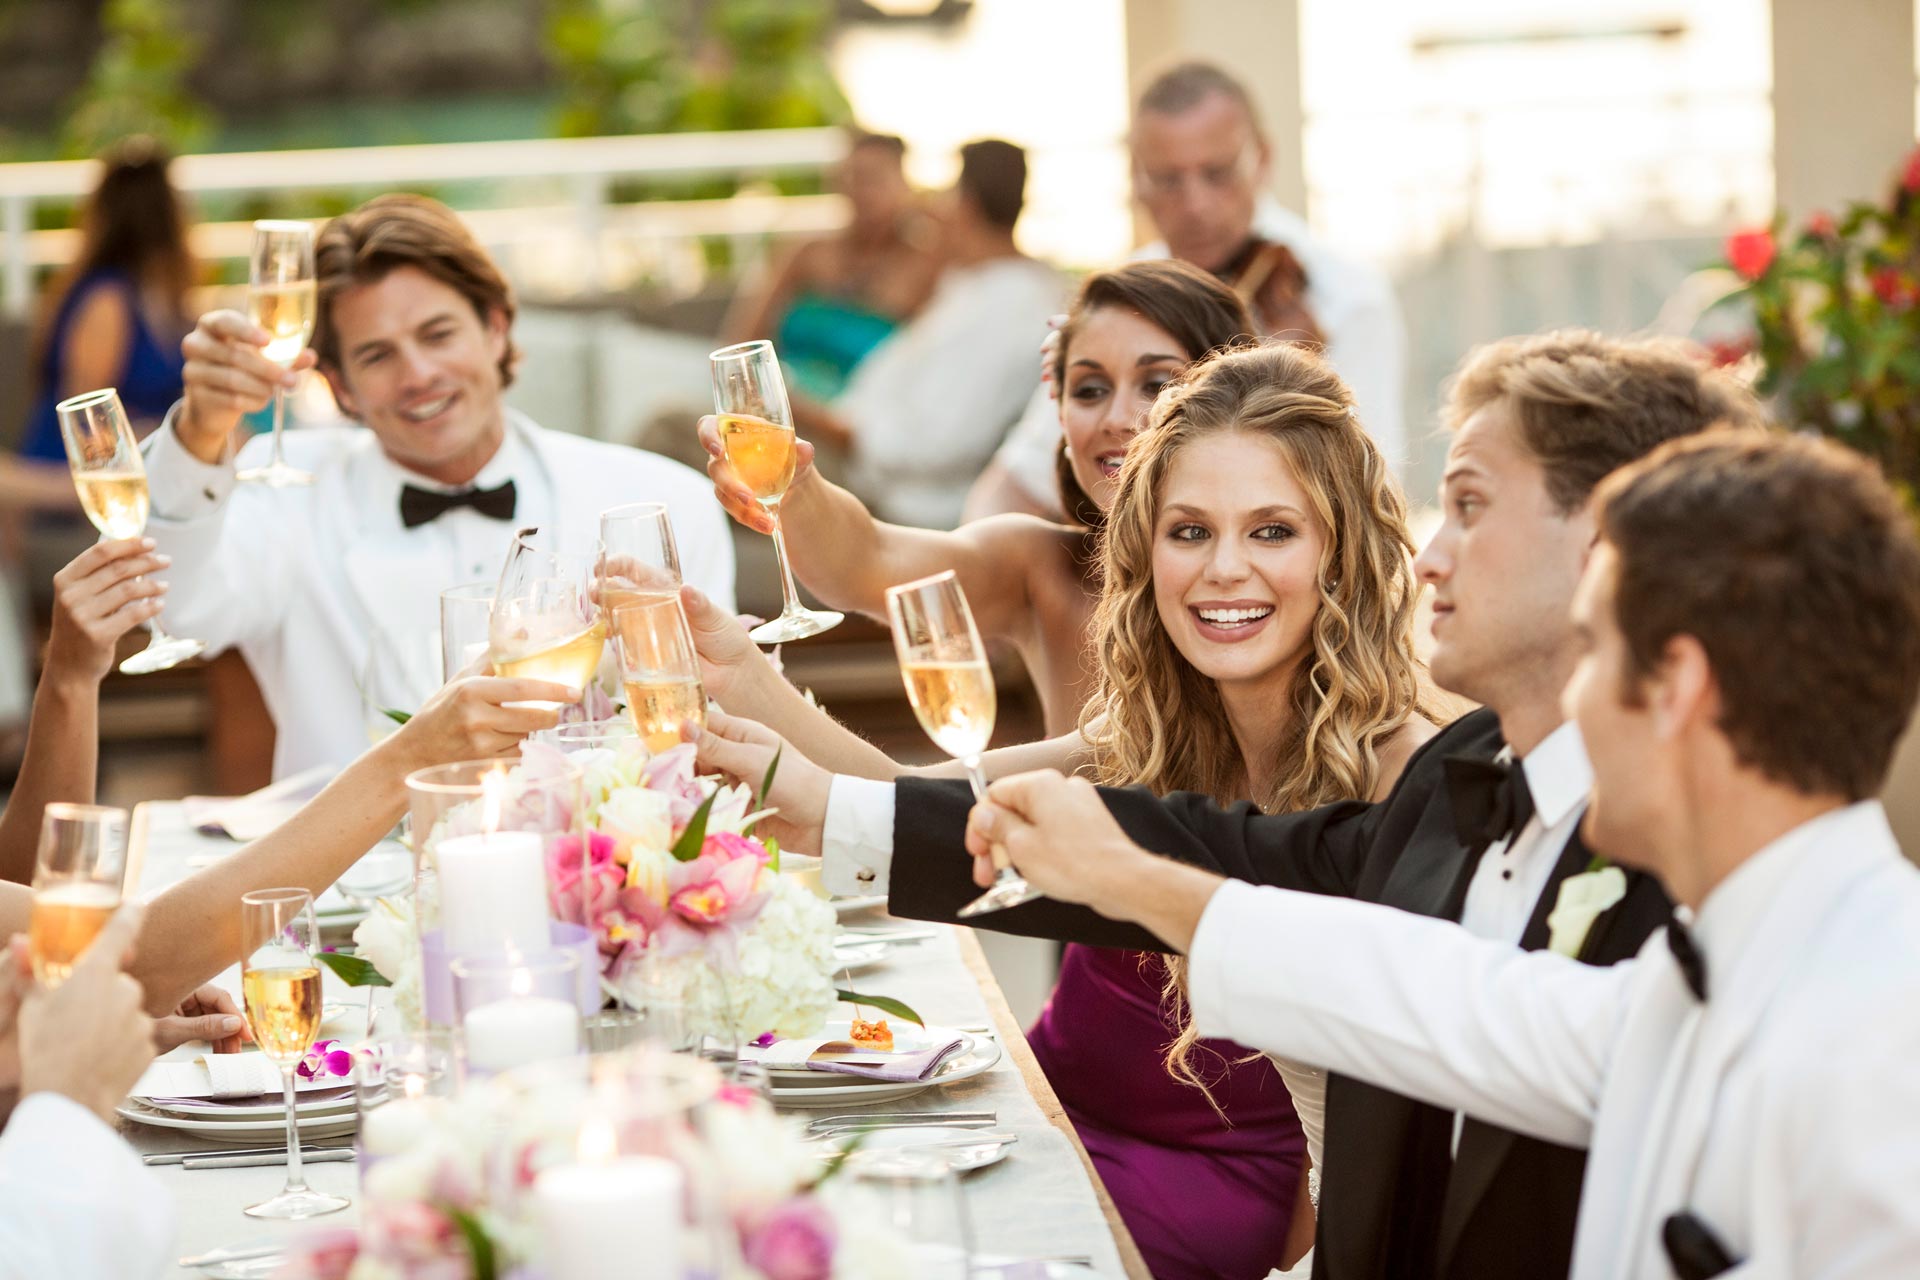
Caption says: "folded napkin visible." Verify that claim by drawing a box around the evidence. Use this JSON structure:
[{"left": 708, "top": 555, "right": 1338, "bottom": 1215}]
[
  {"left": 133, "top": 1053, "right": 340, "bottom": 1102},
  {"left": 752, "top": 1035, "right": 967, "bottom": 1082},
  {"left": 182, "top": 765, "right": 337, "bottom": 841}
]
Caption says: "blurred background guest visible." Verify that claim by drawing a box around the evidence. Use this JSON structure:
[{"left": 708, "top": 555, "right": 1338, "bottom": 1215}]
[
  {"left": 800, "top": 138, "right": 1063, "bottom": 528},
  {"left": 721, "top": 129, "right": 940, "bottom": 403}
]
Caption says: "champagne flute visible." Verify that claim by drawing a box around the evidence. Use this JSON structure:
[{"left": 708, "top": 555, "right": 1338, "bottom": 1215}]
[
  {"left": 237, "top": 219, "right": 316, "bottom": 487},
  {"left": 709, "top": 340, "right": 842, "bottom": 644},
  {"left": 56, "top": 388, "right": 207, "bottom": 673},
  {"left": 597, "top": 502, "right": 683, "bottom": 627},
  {"left": 439, "top": 581, "right": 496, "bottom": 683},
  {"left": 886, "top": 571, "right": 1042, "bottom": 917},
  {"left": 241, "top": 887, "right": 349, "bottom": 1219},
  {"left": 491, "top": 528, "right": 606, "bottom": 709},
  {"left": 612, "top": 597, "right": 706, "bottom": 753},
  {"left": 28, "top": 804, "right": 128, "bottom": 988}
]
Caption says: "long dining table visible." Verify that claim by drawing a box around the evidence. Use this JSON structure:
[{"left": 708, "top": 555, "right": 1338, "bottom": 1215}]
[{"left": 123, "top": 800, "right": 1150, "bottom": 1278}]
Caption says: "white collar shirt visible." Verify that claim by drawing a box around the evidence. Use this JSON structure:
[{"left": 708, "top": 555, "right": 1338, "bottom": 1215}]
[{"left": 1457, "top": 719, "right": 1593, "bottom": 945}]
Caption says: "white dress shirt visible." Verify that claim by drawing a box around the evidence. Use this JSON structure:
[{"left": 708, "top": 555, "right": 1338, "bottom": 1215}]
[
  {"left": 837, "top": 255, "right": 1065, "bottom": 529},
  {"left": 144, "top": 407, "right": 734, "bottom": 777},
  {"left": 1189, "top": 800, "right": 1920, "bottom": 1278},
  {"left": 0, "top": 1093, "right": 173, "bottom": 1279},
  {"left": 990, "top": 198, "right": 1408, "bottom": 508}
]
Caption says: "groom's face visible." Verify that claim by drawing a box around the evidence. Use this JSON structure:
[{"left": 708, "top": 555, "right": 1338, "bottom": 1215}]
[
  {"left": 1414, "top": 402, "right": 1593, "bottom": 711},
  {"left": 1563, "top": 543, "right": 1667, "bottom": 865}
]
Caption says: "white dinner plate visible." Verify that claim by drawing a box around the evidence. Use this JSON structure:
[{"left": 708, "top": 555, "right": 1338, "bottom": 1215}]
[
  {"left": 133, "top": 1086, "right": 356, "bottom": 1121},
  {"left": 831, "top": 938, "right": 892, "bottom": 974},
  {"left": 766, "top": 1029, "right": 1001, "bottom": 1108},
  {"left": 116, "top": 1097, "right": 359, "bottom": 1144},
  {"left": 831, "top": 894, "right": 888, "bottom": 918},
  {"left": 819, "top": 1123, "right": 1014, "bottom": 1173}
]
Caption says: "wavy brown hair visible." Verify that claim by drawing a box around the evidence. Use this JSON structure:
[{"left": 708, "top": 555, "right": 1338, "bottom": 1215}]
[{"left": 1080, "top": 340, "right": 1431, "bottom": 1096}]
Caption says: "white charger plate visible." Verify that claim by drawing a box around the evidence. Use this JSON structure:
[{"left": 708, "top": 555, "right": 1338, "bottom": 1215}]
[
  {"left": 832, "top": 894, "right": 888, "bottom": 917},
  {"left": 116, "top": 1097, "right": 359, "bottom": 1143},
  {"left": 819, "top": 1123, "right": 1014, "bottom": 1173},
  {"left": 765, "top": 1030, "right": 1002, "bottom": 1108},
  {"left": 133, "top": 1086, "right": 356, "bottom": 1121},
  {"left": 831, "top": 938, "right": 892, "bottom": 974}
]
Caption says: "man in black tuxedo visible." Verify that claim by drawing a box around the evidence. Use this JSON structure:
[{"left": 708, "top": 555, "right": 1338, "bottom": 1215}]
[{"left": 697, "top": 329, "right": 1759, "bottom": 1280}]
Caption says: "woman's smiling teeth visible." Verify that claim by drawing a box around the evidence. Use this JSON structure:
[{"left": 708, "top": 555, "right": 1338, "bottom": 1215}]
[
  {"left": 1096, "top": 452, "right": 1126, "bottom": 478},
  {"left": 1195, "top": 605, "right": 1274, "bottom": 628},
  {"left": 402, "top": 394, "right": 455, "bottom": 423}
]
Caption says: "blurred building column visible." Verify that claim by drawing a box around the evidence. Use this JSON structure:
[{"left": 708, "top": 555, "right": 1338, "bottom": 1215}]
[
  {"left": 1769, "top": 0, "right": 1915, "bottom": 218},
  {"left": 1122, "top": 0, "right": 1308, "bottom": 217}
]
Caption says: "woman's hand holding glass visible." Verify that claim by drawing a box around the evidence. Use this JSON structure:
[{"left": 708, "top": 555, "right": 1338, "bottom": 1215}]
[
  {"left": 384, "top": 673, "right": 580, "bottom": 771},
  {"left": 697, "top": 412, "right": 817, "bottom": 535},
  {"left": 44, "top": 537, "right": 172, "bottom": 686},
  {"left": 689, "top": 710, "right": 832, "bottom": 854}
]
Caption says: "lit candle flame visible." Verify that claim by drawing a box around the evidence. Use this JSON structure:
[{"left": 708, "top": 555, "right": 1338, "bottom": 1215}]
[
  {"left": 403, "top": 1074, "right": 426, "bottom": 1101},
  {"left": 510, "top": 966, "right": 533, "bottom": 998},
  {"left": 577, "top": 1117, "right": 617, "bottom": 1164},
  {"left": 480, "top": 766, "right": 508, "bottom": 833}
]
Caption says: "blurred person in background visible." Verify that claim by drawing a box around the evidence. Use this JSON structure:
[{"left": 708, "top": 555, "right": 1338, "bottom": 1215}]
[
  {"left": 721, "top": 129, "right": 941, "bottom": 402},
  {"left": 796, "top": 138, "right": 1063, "bottom": 528},
  {"left": 966, "top": 61, "right": 1407, "bottom": 522}
]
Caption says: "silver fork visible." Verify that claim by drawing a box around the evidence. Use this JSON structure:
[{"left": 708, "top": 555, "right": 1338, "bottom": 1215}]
[{"left": 806, "top": 1110, "right": 995, "bottom": 1131}]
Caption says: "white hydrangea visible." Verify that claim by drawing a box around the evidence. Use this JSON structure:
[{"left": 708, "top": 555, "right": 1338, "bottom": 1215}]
[
  {"left": 637, "top": 874, "right": 838, "bottom": 1042},
  {"left": 352, "top": 897, "right": 423, "bottom": 1030}
]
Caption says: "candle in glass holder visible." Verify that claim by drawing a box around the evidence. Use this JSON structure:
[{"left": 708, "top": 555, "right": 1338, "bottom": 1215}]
[
  {"left": 462, "top": 992, "right": 580, "bottom": 1073},
  {"left": 535, "top": 1154, "right": 684, "bottom": 1280},
  {"left": 434, "top": 831, "right": 549, "bottom": 955}
]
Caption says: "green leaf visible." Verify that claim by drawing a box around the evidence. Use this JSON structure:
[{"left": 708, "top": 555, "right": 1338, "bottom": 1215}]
[
  {"left": 382, "top": 707, "right": 411, "bottom": 726},
  {"left": 314, "top": 950, "right": 391, "bottom": 988},
  {"left": 766, "top": 836, "right": 781, "bottom": 874},
  {"left": 447, "top": 1207, "right": 499, "bottom": 1280},
  {"left": 669, "top": 790, "right": 718, "bottom": 862},
  {"left": 754, "top": 745, "right": 782, "bottom": 815},
  {"left": 834, "top": 989, "right": 925, "bottom": 1026}
]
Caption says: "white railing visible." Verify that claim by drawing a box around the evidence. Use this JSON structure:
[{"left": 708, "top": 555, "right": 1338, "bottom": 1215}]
[{"left": 0, "top": 128, "right": 853, "bottom": 318}]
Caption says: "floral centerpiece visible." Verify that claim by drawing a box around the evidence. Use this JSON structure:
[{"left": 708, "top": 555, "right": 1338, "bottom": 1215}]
[{"left": 1714, "top": 143, "right": 1920, "bottom": 501}]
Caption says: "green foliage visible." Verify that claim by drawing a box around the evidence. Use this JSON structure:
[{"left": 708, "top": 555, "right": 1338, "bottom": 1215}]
[
  {"left": 64, "top": 0, "right": 214, "bottom": 157},
  {"left": 669, "top": 790, "right": 719, "bottom": 861},
  {"left": 834, "top": 990, "right": 925, "bottom": 1026},
  {"left": 314, "top": 950, "right": 392, "bottom": 988},
  {"left": 1714, "top": 148, "right": 1920, "bottom": 502}
]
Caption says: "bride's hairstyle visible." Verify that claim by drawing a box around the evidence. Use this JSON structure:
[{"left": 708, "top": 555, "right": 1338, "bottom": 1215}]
[
  {"left": 1080, "top": 340, "right": 1431, "bottom": 1093},
  {"left": 1049, "top": 260, "right": 1254, "bottom": 530}
]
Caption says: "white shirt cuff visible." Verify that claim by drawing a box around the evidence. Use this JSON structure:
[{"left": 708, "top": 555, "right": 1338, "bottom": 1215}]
[
  {"left": 1185, "top": 877, "right": 1268, "bottom": 1044},
  {"left": 822, "top": 775, "right": 897, "bottom": 897},
  {"left": 0, "top": 1092, "right": 174, "bottom": 1280},
  {"left": 143, "top": 401, "right": 235, "bottom": 521}
]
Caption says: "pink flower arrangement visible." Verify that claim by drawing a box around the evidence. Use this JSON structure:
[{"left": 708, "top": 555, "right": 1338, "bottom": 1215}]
[{"left": 742, "top": 1195, "right": 838, "bottom": 1280}]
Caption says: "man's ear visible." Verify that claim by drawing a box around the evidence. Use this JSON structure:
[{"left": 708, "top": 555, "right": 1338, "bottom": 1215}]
[
  {"left": 485, "top": 307, "right": 510, "bottom": 372},
  {"left": 1650, "top": 633, "right": 1715, "bottom": 742},
  {"left": 321, "top": 365, "right": 358, "bottom": 420}
]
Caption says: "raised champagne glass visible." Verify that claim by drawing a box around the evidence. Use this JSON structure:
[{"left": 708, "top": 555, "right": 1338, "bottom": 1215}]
[
  {"left": 28, "top": 804, "right": 127, "bottom": 988},
  {"left": 597, "top": 502, "right": 683, "bottom": 627},
  {"left": 241, "top": 887, "right": 349, "bottom": 1219},
  {"left": 237, "top": 219, "right": 316, "bottom": 487},
  {"left": 611, "top": 597, "right": 706, "bottom": 753},
  {"left": 709, "top": 340, "right": 842, "bottom": 644},
  {"left": 885, "top": 570, "right": 1043, "bottom": 917},
  {"left": 56, "top": 388, "right": 206, "bottom": 673},
  {"left": 491, "top": 528, "right": 606, "bottom": 709}
]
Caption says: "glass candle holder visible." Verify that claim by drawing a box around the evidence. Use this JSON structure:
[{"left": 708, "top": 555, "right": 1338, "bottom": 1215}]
[{"left": 451, "top": 950, "right": 583, "bottom": 1078}]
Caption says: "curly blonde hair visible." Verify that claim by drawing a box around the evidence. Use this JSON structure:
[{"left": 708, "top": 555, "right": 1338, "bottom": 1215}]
[{"left": 1080, "top": 340, "right": 1431, "bottom": 1097}]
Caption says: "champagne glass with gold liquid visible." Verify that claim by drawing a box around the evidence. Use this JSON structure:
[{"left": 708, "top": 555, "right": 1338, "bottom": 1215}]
[
  {"left": 612, "top": 597, "right": 706, "bottom": 753},
  {"left": 597, "top": 501, "right": 683, "bottom": 626},
  {"left": 491, "top": 528, "right": 606, "bottom": 709},
  {"left": 241, "top": 887, "right": 348, "bottom": 1219},
  {"left": 28, "top": 804, "right": 127, "bottom": 988},
  {"left": 709, "top": 340, "right": 842, "bottom": 644},
  {"left": 886, "top": 571, "right": 1043, "bottom": 917},
  {"left": 56, "top": 388, "right": 206, "bottom": 673},
  {"left": 237, "top": 219, "right": 316, "bottom": 487}
]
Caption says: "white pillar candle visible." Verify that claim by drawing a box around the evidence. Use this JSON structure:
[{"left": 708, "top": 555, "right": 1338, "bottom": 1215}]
[
  {"left": 535, "top": 1155, "right": 684, "bottom": 1280},
  {"left": 434, "top": 831, "right": 550, "bottom": 955},
  {"left": 462, "top": 994, "right": 580, "bottom": 1073}
]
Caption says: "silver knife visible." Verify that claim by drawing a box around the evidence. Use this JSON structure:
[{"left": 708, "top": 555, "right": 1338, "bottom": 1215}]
[
  {"left": 146, "top": 1144, "right": 352, "bottom": 1165},
  {"left": 184, "top": 1148, "right": 356, "bottom": 1170},
  {"left": 807, "top": 1110, "right": 995, "bottom": 1126}
]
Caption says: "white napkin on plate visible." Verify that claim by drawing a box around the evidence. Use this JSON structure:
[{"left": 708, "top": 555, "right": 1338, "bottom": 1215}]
[{"left": 132, "top": 1053, "right": 336, "bottom": 1101}]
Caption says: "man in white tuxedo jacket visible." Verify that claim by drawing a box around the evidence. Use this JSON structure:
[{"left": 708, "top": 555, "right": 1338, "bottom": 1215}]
[
  {"left": 144, "top": 195, "right": 733, "bottom": 778},
  {"left": 974, "top": 433, "right": 1920, "bottom": 1278}
]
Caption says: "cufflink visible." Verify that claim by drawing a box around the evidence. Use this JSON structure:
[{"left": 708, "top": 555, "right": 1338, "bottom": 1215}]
[{"left": 856, "top": 868, "right": 876, "bottom": 884}]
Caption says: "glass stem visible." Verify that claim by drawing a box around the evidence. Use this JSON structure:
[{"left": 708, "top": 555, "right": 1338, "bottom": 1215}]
[
  {"left": 963, "top": 757, "right": 1013, "bottom": 878},
  {"left": 767, "top": 506, "right": 805, "bottom": 619},
  {"left": 281, "top": 1064, "right": 308, "bottom": 1193},
  {"left": 269, "top": 386, "right": 288, "bottom": 468}
]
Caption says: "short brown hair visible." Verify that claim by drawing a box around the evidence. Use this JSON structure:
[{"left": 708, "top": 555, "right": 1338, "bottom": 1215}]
[
  {"left": 313, "top": 194, "right": 519, "bottom": 388},
  {"left": 1596, "top": 433, "right": 1920, "bottom": 800},
  {"left": 1136, "top": 61, "right": 1264, "bottom": 134},
  {"left": 956, "top": 139, "right": 1027, "bottom": 231},
  {"left": 1445, "top": 330, "right": 1762, "bottom": 512},
  {"left": 1050, "top": 260, "right": 1255, "bottom": 528}
]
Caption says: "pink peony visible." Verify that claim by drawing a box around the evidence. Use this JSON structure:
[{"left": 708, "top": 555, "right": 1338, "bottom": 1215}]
[
  {"left": 1725, "top": 228, "right": 1776, "bottom": 280},
  {"left": 742, "top": 1196, "right": 837, "bottom": 1280}
]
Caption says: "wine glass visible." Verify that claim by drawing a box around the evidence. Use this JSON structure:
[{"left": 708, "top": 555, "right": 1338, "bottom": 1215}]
[
  {"left": 28, "top": 804, "right": 128, "bottom": 988},
  {"left": 491, "top": 529, "right": 606, "bottom": 710},
  {"left": 886, "top": 571, "right": 1041, "bottom": 917},
  {"left": 611, "top": 597, "right": 706, "bottom": 753},
  {"left": 237, "top": 220, "right": 316, "bottom": 487},
  {"left": 709, "top": 340, "right": 842, "bottom": 644},
  {"left": 56, "top": 388, "right": 207, "bottom": 673},
  {"left": 598, "top": 502, "right": 683, "bottom": 628},
  {"left": 241, "top": 887, "right": 349, "bottom": 1219},
  {"left": 830, "top": 1149, "right": 975, "bottom": 1279},
  {"left": 439, "top": 581, "right": 495, "bottom": 683}
]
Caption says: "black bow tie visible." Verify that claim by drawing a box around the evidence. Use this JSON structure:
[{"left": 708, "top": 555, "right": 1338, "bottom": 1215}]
[
  {"left": 1443, "top": 754, "right": 1536, "bottom": 854},
  {"left": 399, "top": 480, "right": 517, "bottom": 529},
  {"left": 1667, "top": 910, "right": 1709, "bottom": 1001}
]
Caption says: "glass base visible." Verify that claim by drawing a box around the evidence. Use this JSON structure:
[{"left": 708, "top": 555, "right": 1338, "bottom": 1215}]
[
  {"left": 119, "top": 635, "right": 206, "bottom": 675},
  {"left": 242, "top": 1186, "right": 349, "bottom": 1220},
  {"left": 236, "top": 461, "right": 315, "bottom": 487},
  {"left": 956, "top": 873, "right": 1045, "bottom": 918},
  {"left": 749, "top": 607, "right": 843, "bottom": 645}
]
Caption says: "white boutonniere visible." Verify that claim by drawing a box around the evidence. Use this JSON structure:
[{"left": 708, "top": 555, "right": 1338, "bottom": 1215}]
[{"left": 1546, "top": 859, "right": 1628, "bottom": 958}]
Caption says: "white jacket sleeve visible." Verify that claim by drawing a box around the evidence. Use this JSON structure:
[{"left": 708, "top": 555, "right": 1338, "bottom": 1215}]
[
  {"left": 1187, "top": 879, "right": 1628, "bottom": 1148},
  {"left": 0, "top": 1093, "right": 173, "bottom": 1279}
]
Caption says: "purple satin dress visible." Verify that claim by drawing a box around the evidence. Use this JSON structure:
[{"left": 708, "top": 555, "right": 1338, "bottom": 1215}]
[{"left": 1026, "top": 944, "right": 1305, "bottom": 1279}]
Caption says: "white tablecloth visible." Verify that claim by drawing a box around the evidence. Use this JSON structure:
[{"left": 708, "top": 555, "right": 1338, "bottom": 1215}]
[{"left": 123, "top": 801, "right": 1133, "bottom": 1276}]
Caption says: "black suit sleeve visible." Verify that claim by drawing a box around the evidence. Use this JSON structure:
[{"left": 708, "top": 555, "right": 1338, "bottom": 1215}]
[{"left": 886, "top": 777, "right": 1380, "bottom": 951}]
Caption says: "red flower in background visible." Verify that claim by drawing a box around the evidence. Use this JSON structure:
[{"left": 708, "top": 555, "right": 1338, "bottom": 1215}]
[
  {"left": 1903, "top": 146, "right": 1920, "bottom": 195},
  {"left": 1726, "top": 229, "right": 1776, "bottom": 280},
  {"left": 1705, "top": 336, "right": 1754, "bottom": 368},
  {"left": 1807, "top": 210, "right": 1837, "bottom": 240},
  {"left": 1872, "top": 266, "right": 1918, "bottom": 309}
]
